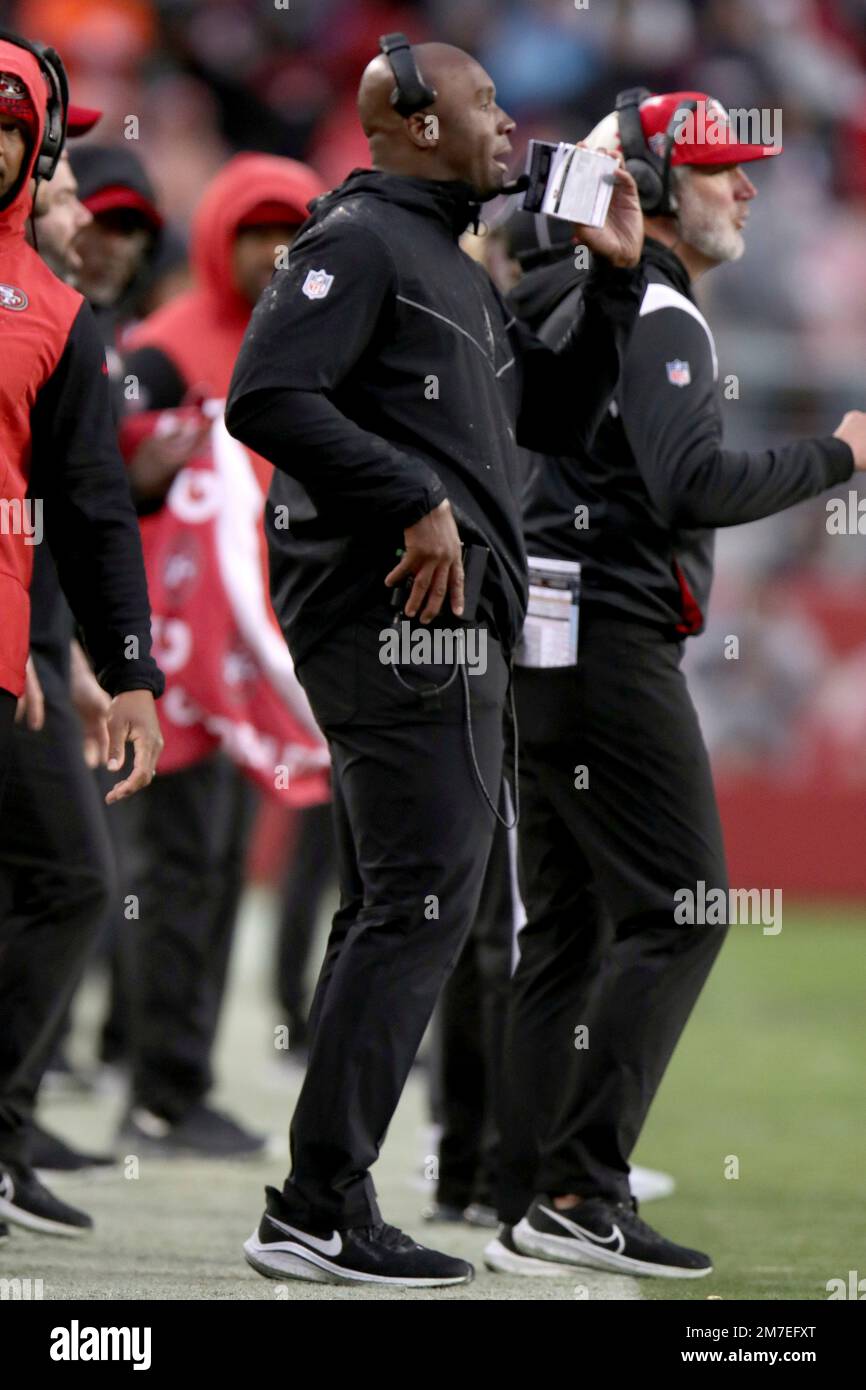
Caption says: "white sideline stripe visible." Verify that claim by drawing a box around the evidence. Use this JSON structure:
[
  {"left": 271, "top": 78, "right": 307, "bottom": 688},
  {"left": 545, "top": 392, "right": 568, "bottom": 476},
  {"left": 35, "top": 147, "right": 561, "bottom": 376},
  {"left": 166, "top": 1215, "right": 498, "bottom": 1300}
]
[
  {"left": 496, "top": 357, "right": 515, "bottom": 378},
  {"left": 639, "top": 282, "right": 719, "bottom": 381}
]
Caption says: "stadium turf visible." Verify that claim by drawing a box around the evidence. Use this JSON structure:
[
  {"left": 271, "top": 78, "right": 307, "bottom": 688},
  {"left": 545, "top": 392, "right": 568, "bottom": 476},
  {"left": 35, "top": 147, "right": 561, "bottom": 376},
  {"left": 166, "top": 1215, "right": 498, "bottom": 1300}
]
[{"left": 5, "top": 896, "right": 862, "bottom": 1301}]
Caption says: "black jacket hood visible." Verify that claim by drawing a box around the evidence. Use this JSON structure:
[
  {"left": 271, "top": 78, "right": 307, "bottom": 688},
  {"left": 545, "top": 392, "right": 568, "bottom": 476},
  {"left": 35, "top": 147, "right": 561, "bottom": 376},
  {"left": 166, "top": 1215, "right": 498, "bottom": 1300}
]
[
  {"left": 69, "top": 144, "right": 160, "bottom": 216},
  {"left": 308, "top": 168, "right": 483, "bottom": 240}
]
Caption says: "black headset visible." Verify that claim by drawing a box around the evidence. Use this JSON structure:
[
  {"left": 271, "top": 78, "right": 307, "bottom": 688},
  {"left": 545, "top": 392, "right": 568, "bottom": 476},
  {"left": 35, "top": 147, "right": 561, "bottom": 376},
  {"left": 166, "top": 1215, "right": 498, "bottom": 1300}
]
[
  {"left": 616, "top": 87, "right": 698, "bottom": 217},
  {"left": 0, "top": 27, "right": 68, "bottom": 182},
  {"left": 379, "top": 32, "right": 437, "bottom": 117}
]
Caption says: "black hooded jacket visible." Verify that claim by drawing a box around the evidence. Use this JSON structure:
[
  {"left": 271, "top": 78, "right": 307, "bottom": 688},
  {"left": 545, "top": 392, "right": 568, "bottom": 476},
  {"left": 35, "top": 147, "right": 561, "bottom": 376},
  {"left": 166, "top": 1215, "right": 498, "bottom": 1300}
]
[
  {"left": 226, "top": 169, "right": 646, "bottom": 664},
  {"left": 514, "top": 237, "right": 854, "bottom": 636}
]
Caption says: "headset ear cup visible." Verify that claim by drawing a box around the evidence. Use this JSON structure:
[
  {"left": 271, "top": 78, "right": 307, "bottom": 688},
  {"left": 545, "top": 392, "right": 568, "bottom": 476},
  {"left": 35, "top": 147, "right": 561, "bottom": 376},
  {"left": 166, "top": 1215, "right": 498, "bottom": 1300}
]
[{"left": 624, "top": 158, "right": 663, "bottom": 215}]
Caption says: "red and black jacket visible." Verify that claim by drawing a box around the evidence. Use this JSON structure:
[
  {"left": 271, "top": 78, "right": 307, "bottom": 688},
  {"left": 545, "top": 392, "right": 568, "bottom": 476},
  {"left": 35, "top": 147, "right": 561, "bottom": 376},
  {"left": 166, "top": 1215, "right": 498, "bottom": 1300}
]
[{"left": 0, "top": 37, "right": 162, "bottom": 699}]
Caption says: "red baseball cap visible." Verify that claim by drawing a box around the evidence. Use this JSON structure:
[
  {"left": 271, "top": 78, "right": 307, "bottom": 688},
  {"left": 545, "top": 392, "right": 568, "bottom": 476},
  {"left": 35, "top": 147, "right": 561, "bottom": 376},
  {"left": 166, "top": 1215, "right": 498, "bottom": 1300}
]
[
  {"left": 0, "top": 70, "right": 37, "bottom": 142},
  {"left": 639, "top": 91, "right": 782, "bottom": 166},
  {"left": 236, "top": 199, "right": 307, "bottom": 231},
  {"left": 67, "top": 103, "right": 102, "bottom": 138},
  {"left": 81, "top": 183, "right": 163, "bottom": 230}
]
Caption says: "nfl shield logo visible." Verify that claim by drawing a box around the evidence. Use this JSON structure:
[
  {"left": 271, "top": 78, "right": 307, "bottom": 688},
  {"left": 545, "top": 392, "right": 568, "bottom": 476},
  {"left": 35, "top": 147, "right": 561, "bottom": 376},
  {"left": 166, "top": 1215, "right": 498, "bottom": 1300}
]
[
  {"left": 302, "top": 269, "right": 334, "bottom": 301},
  {"left": 666, "top": 358, "right": 691, "bottom": 387}
]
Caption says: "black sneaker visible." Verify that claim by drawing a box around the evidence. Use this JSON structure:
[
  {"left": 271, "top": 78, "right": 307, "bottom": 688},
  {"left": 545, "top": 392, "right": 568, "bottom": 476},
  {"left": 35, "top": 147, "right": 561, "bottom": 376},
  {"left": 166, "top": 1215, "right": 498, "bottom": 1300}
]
[
  {"left": 30, "top": 1124, "right": 114, "bottom": 1174},
  {"left": 513, "top": 1196, "right": 712, "bottom": 1279},
  {"left": 244, "top": 1186, "right": 474, "bottom": 1287},
  {"left": 484, "top": 1224, "right": 575, "bottom": 1277},
  {"left": 118, "top": 1103, "right": 266, "bottom": 1159},
  {"left": 0, "top": 1165, "right": 93, "bottom": 1236}
]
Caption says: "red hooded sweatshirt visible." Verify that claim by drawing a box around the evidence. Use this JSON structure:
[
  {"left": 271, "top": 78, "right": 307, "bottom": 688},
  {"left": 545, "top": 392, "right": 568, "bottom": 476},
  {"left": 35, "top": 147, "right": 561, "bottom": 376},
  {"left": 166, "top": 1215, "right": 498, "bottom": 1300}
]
[
  {"left": 115, "top": 153, "right": 328, "bottom": 799},
  {"left": 0, "top": 38, "right": 162, "bottom": 700},
  {"left": 124, "top": 153, "right": 324, "bottom": 467}
]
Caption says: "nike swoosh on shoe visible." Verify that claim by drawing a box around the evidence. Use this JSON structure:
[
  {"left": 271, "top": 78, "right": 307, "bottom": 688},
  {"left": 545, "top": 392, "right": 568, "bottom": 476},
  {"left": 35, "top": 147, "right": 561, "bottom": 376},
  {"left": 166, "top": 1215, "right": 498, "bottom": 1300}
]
[
  {"left": 539, "top": 1205, "right": 626, "bottom": 1254},
  {"left": 266, "top": 1214, "right": 343, "bottom": 1257}
]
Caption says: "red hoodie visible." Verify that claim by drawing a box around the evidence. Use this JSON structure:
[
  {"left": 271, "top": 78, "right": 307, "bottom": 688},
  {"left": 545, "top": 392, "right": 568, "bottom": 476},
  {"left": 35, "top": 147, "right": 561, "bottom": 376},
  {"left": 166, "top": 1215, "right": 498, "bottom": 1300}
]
[
  {"left": 0, "top": 38, "right": 162, "bottom": 701},
  {"left": 116, "top": 154, "right": 328, "bottom": 800},
  {"left": 125, "top": 153, "right": 324, "bottom": 420},
  {"left": 0, "top": 40, "right": 80, "bottom": 696}
]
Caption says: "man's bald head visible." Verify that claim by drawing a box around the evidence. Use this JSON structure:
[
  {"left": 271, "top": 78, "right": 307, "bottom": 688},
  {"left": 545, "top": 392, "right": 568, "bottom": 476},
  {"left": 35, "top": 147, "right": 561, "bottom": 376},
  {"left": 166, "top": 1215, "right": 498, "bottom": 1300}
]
[{"left": 357, "top": 41, "right": 516, "bottom": 201}]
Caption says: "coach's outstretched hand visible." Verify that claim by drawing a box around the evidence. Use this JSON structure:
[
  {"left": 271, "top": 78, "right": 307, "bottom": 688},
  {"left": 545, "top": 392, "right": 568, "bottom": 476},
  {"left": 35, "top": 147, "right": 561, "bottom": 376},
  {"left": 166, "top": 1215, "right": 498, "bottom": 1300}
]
[
  {"left": 385, "top": 498, "right": 464, "bottom": 624},
  {"left": 573, "top": 148, "right": 644, "bottom": 269},
  {"left": 834, "top": 411, "right": 866, "bottom": 470},
  {"left": 104, "top": 690, "right": 164, "bottom": 804}
]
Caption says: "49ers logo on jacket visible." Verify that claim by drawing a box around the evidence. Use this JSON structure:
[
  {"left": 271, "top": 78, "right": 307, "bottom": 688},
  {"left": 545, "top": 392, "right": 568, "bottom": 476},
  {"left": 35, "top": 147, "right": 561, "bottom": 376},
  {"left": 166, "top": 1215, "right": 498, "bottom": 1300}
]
[{"left": 0, "top": 283, "right": 28, "bottom": 312}]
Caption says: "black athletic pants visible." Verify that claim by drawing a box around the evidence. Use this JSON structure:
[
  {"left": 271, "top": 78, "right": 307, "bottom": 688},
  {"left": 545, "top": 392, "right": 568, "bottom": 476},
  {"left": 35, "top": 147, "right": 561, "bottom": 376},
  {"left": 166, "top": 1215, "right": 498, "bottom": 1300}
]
[
  {"left": 0, "top": 687, "right": 16, "bottom": 810},
  {"left": 121, "top": 754, "right": 257, "bottom": 1122},
  {"left": 497, "top": 609, "right": 729, "bottom": 1222},
  {"left": 0, "top": 656, "right": 113, "bottom": 1166},
  {"left": 432, "top": 815, "right": 515, "bottom": 1211},
  {"left": 279, "top": 600, "right": 509, "bottom": 1229},
  {"left": 276, "top": 801, "right": 336, "bottom": 1047}
]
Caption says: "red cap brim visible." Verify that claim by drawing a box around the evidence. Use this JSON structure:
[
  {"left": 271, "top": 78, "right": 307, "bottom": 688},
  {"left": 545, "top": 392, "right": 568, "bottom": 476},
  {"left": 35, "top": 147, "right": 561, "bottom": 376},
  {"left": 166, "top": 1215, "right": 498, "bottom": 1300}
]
[
  {"left": 674, "top": 141, "right": 783, "bottom": 167},
  {"left": 67, "top": 104, "right": 103, "bottom": 138},
  {"left": 82, "top": 185, "right": 163, "bottom": 230}
]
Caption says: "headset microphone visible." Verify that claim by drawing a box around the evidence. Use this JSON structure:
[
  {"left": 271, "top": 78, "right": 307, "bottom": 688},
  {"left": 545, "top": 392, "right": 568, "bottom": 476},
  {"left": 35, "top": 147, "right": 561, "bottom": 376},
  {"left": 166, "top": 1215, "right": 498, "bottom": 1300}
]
[{"left": 501, "top": 173, "right": 530, "bottom": 197}]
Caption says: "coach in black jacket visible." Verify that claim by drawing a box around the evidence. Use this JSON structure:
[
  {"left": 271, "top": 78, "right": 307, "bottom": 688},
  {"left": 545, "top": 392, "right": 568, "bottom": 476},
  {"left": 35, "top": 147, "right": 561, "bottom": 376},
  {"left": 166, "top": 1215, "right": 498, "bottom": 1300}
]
[
  {"left": 487, "top": 90, "right": 866, "bottom": 1281},
  {"left": 227, "top": 39, "right": 645, "bottom": 1287}
]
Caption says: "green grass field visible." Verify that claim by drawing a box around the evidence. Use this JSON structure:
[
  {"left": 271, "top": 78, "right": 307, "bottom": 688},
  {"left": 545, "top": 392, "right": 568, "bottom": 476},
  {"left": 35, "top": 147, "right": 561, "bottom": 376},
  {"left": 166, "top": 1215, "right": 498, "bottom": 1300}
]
[{"left": 5, "top": 894, "right": 863, "bottom": 1301}]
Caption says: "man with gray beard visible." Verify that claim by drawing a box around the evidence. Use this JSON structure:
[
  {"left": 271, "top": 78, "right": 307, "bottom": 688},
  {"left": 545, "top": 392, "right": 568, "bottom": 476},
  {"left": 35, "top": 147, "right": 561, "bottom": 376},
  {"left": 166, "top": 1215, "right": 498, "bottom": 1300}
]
[{"left": 488, "top": 89, "right": 866, "bottom": 1280}]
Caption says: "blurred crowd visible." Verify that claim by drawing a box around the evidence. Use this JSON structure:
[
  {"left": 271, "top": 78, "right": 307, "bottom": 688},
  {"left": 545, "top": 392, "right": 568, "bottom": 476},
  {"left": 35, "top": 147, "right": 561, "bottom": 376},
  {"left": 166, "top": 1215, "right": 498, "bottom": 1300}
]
[{"left": 4, "top": 0, "right": 866, "bottom": 782}]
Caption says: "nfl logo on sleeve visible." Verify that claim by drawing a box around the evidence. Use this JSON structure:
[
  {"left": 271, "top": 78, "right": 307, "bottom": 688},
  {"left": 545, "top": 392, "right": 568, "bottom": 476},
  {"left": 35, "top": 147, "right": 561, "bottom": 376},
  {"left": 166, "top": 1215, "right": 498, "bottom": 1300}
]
[
  {"left": 302, "top": 269, "right": 335, "bottom": 301},
  {"left": 666, "top": 359, "right": 691, "bottom": 387}
]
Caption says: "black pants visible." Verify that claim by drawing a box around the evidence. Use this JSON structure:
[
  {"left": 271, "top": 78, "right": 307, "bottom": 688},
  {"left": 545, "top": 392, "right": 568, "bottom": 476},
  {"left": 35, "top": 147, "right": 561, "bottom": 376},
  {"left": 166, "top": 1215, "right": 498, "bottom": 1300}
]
[
  {"left": 276, "top": 801, "right": 336, "bottom": 1045},
  {"left": 432, "top": 815, "right": 515, "bottom": 1210},
  {"left": 122, "top": 754, "right": 257, "bottom": 1121},
  {"left": 279, "top": 601, "right": 509, "bottom": 1229},
  {"left": 497, "top": 610, "right": 729, "bottom": 1222},
  {"left": 0, "top": 657, "right": 113, "bottom": 1166},
  {"left": 0, "top": 687, "right": 16, "bottom": 810}
]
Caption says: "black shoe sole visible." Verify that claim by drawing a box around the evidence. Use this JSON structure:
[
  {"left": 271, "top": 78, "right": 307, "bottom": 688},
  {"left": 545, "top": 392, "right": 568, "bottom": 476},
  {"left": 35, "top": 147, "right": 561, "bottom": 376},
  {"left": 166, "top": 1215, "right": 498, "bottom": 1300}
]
[{"left": 243, "top": 1233, "right": 474, "bottom": 1288}]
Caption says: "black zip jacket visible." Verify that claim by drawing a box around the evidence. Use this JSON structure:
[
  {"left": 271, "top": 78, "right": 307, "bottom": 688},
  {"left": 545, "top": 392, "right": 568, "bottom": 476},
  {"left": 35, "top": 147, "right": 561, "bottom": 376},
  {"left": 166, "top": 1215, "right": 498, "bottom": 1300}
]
[
  {"left": 29, "top": 303, "right": 164, "bottom": 696},
  {"left": 515, "top": 238, "right": 854, "bottom": 636},
  {"left": 226, "top": 169, "right": 646, "bottom": 663}
]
